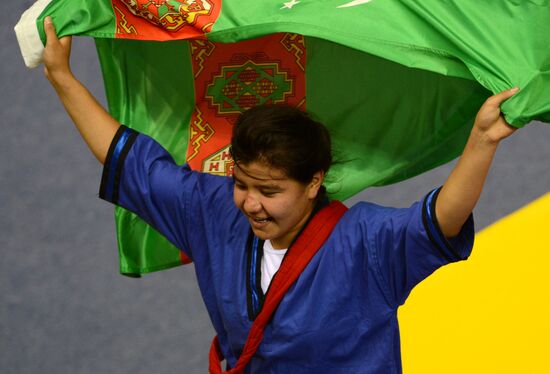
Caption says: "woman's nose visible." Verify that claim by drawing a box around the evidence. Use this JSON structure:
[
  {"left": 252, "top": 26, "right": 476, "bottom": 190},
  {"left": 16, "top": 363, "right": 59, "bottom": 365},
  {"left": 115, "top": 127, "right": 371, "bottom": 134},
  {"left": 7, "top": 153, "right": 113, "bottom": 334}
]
[{"left": 243, "top": 192, "right": 261, "bottom": 213}]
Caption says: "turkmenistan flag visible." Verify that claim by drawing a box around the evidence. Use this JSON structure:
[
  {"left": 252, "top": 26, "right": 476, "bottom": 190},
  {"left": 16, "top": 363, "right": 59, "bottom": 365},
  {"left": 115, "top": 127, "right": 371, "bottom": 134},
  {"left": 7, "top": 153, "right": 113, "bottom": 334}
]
[{"left": 16, "top": 0, "right": 550, "bottom": 276}]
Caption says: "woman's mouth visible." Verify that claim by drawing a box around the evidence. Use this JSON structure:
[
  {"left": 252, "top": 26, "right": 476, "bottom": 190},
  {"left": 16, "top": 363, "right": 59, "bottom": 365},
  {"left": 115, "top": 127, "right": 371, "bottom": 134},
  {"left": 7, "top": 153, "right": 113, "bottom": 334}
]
[
  {"left": 249, "top": 216, "right": 273, "bottom": 228},
  {"left": 253, "top": 217, "right": 272, "bottom": 223}
]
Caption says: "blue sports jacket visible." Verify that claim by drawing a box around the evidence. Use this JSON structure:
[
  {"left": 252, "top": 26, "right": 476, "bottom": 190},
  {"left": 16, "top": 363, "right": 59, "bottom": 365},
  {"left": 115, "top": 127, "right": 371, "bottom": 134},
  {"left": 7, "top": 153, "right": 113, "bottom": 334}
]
[{"left": 100, "top": 126, "right": 474, "bottom": 373}]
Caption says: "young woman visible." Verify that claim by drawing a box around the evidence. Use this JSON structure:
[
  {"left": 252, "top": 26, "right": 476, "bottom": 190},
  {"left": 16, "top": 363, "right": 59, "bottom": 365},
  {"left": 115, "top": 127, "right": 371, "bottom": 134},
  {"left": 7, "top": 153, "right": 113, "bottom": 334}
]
[{"left": 42, "top": 16, "right": 520, "bottom": 373}]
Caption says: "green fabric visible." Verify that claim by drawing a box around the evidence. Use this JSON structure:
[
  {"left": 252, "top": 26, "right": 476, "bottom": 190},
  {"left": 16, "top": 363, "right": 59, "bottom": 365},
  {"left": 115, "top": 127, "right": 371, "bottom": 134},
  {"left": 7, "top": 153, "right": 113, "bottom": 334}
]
[
  {"left": 34, "top": 0, "right": 550, "bottom": 126},
  {"left": 25, "top": 0, "right": 549, "bottom": 275},
  {"left": 306, "top": 37, "right": 490, "bottom": 195},
  {"left": 209, "top": 0, "right": 550, "bottom": 127},
  {"left": 96, "top": 39, "right": 195, "bottom": 276},
  {"left": 37, "top": 0, "right": 116, "bottom": 44}
]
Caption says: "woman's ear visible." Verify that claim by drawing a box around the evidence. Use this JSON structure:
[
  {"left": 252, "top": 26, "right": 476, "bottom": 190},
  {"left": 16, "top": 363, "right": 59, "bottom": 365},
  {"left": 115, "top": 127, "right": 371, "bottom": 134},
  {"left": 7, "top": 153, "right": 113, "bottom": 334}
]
[{"left": 307, "top": 170, "right": 325, "bottom": 200}]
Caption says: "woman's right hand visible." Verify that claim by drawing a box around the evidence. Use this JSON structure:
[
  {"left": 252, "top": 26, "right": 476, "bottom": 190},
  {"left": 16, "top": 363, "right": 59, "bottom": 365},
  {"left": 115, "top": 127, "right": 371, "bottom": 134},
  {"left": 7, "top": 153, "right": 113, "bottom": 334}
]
[
  {"left": 43, "top": 16, "right": 73, "bottom": 84},
  {"left": 40, "top": 16, "right": 120, "bottom": 164}
]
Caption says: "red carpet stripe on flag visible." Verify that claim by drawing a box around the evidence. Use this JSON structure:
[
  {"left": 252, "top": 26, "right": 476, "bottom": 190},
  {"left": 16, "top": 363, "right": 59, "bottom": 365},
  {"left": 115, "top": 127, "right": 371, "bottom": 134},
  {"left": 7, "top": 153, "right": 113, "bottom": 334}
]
[{"left": 186, "top": 33, "right": 307, "bottom": 175}]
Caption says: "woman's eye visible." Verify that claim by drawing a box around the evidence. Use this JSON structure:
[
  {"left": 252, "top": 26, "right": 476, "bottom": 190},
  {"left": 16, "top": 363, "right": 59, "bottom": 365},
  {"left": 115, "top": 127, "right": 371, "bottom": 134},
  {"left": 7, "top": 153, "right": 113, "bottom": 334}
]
[
  {"left": 234, "top": 183, "right": 247, "bottom": 190},
  {"left": 261, "top": 191, "right": 278, "bottom": 197}
]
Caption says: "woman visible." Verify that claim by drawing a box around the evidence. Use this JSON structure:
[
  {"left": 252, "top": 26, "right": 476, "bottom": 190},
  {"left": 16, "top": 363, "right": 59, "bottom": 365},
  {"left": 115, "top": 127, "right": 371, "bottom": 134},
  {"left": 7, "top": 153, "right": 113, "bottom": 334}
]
[{"left": 42, "top": 16, "right": 519, "bottom": 373}]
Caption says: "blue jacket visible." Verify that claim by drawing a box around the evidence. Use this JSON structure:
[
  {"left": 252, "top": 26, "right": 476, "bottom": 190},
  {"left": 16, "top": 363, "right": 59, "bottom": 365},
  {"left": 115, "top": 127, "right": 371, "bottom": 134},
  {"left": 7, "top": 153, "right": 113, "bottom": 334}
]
[{"left": 100, "top": 126, "right": 474, "bottom": 373}]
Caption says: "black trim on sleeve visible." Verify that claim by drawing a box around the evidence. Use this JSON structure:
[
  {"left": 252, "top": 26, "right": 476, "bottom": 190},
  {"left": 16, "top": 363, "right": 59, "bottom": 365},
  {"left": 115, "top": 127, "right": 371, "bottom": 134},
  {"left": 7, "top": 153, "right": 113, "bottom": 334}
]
[
  {"left": 98, "top": 125, "right": 138, "bottom": 204},
  {"left": 422, "top": 188, "right": 462, "bottom": 262},
  {"left": 99, "top": 125, "right": 128, "bottom": 200},
  {"left": 111, "top": 131, "right": 138, "bottom": 204}
]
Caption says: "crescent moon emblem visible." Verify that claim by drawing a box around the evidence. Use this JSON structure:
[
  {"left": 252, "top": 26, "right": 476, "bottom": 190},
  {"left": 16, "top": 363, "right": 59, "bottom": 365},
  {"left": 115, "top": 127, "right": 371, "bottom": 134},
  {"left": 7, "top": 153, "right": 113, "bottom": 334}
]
[{"left": 338, "top": 0, "right": 374, "bottom": 8}]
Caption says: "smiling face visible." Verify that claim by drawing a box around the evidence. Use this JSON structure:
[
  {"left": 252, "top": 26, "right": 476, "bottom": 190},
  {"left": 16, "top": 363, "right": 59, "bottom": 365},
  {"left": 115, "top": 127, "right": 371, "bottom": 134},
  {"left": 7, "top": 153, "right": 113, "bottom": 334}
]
[{"left": 232, "top": 161, "right": 323, "bottom": 249}]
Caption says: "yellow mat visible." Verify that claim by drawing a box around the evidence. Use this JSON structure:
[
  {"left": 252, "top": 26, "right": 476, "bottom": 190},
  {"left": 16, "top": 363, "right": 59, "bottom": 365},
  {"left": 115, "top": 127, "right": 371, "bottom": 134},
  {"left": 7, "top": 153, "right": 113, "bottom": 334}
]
[{"left": 399, "top": 192, "right": 550, "bottom": 373}]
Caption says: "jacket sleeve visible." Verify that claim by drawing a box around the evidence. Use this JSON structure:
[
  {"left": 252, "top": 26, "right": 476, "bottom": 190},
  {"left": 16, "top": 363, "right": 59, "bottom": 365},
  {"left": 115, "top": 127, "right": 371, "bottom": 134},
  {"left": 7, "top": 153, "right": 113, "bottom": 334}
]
[
  {"left": 362, "top": 188, "right": 475, "bottom": 308},
  {"left": 98, "top": 126, "right": 233, "bottom": 259}
]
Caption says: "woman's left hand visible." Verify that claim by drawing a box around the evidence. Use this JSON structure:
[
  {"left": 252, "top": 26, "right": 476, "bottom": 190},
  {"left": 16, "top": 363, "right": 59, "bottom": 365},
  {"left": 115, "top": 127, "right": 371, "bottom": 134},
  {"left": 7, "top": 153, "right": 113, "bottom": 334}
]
[{"left": 473, "top": 87, "right": 520, "bottom": 144}]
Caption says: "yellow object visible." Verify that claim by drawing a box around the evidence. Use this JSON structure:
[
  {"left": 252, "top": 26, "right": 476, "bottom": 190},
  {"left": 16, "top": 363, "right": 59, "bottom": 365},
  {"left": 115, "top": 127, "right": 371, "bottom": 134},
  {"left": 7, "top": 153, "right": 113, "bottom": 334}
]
[{"left": 399, "top": 193, "right": 550, "bottom": 373}]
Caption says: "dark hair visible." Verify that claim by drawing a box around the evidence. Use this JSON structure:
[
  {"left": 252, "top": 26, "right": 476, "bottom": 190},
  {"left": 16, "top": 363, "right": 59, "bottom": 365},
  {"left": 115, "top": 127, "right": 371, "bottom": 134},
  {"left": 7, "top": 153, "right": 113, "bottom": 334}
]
[{"left": 231, "top": 105, "right": 333, "bottom": 199}]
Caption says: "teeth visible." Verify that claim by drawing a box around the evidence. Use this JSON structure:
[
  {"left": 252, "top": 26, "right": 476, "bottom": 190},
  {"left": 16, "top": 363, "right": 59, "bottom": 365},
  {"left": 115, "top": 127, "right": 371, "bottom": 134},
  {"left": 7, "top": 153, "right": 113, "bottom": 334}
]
[{"left": 254, "top": 217, "right": 271, "bottom": 222}]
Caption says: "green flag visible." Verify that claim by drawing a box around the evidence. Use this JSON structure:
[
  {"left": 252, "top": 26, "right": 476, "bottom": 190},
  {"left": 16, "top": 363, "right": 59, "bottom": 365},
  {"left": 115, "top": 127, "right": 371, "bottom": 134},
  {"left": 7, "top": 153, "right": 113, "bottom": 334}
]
[{"left": 16, "top": 0, "right": 550, "bottom": 276}]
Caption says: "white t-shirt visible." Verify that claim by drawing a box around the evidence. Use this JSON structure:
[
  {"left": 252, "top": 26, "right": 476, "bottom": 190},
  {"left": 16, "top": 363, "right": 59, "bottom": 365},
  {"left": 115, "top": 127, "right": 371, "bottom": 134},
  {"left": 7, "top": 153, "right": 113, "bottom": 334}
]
[{"left": 261, "top": 240, "right": 288, "bottom": 294}]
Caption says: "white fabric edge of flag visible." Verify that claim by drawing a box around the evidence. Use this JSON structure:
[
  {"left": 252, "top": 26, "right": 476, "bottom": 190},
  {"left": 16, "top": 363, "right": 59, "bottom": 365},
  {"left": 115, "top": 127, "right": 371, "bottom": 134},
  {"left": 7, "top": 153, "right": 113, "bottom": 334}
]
[{"left": 14, "top": 0, "right": 54, "bottom": 69}]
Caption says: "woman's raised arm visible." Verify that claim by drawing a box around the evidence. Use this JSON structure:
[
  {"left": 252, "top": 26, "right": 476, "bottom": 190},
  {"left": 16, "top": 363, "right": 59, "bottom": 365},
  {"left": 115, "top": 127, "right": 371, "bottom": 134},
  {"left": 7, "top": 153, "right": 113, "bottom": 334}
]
[
  {"left": 435, "top": 88, "right": 519, "bottom": 238},
  {"left": 43, "top": 16, "right": 119, "bottom": 164}
]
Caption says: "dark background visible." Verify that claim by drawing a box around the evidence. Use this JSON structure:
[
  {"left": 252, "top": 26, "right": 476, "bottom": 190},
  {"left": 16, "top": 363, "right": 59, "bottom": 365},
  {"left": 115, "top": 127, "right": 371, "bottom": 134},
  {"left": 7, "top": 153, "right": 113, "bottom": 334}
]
[{"left": 2, "top": 2, "right": 549, "bottom": 373}]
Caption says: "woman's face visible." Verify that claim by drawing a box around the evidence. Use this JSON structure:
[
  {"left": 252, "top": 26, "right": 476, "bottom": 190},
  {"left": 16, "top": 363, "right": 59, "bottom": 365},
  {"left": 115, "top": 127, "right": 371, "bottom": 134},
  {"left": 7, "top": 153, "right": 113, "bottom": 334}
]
[{"left": 232, "top": 161, "right": 323, "bottom": 249}]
